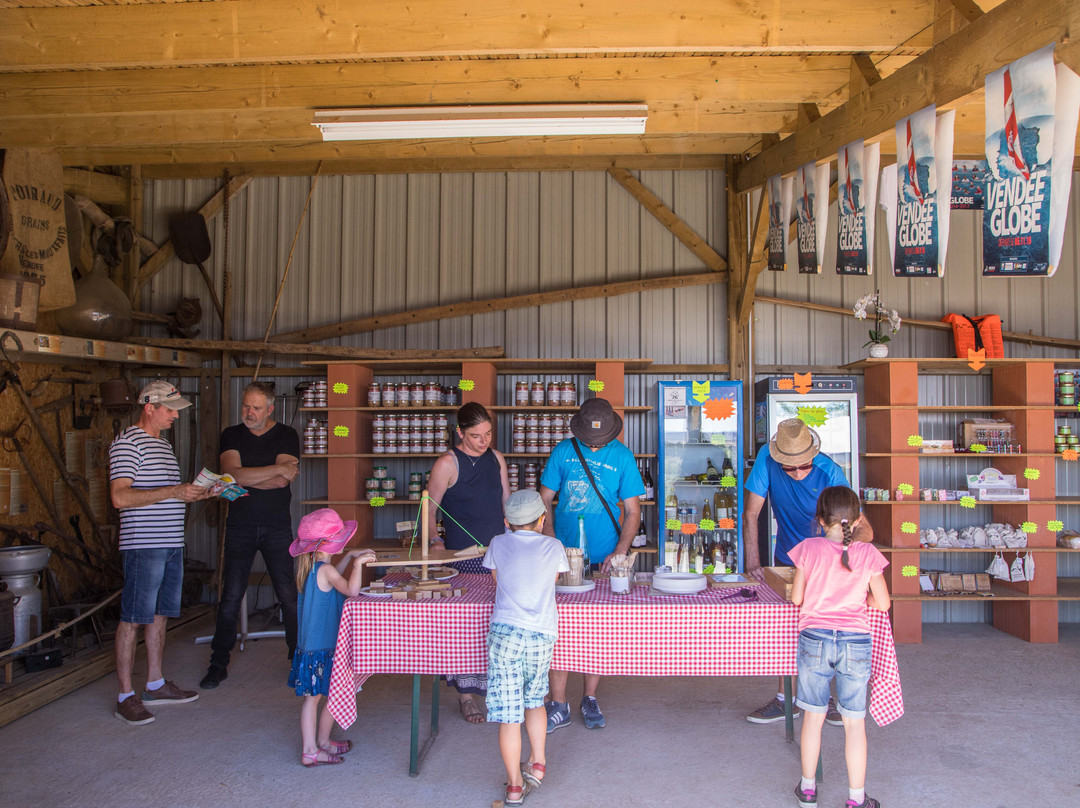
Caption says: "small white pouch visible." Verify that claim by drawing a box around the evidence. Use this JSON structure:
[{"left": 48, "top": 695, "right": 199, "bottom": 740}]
[
  {"left": 986, "top": 551, "right": 1010, "bottom": 581},
  {"left": 1009, "top": 554, "right": 1026, "bottom": 582},
  {"left": 1023, "top": 550, "right": 1036, "bottom": 582}
]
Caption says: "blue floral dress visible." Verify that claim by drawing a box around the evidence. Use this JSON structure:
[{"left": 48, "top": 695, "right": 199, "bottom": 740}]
[{"left": 287, "top": 561, "right": 346, "bottom": 697}]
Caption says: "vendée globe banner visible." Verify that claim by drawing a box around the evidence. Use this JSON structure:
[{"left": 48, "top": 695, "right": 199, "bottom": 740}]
[
  {"left": 836, "top": 139, "right": 880, "bottom": 276},
  {"left": 983, "top": 44, "right": 1080, "bottom": 277},
  {"left": 766, "top": 173, "right": 793, "bottom": 272},
  {"left": 795, "top": 161, "right": 830, "bottom": 274},
  {"left": 889, "top": 106, "right": 955, "bottom": 278}
]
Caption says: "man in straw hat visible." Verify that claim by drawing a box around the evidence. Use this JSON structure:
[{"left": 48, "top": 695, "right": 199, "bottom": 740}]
[
  {"left": 109, "top": 381, "right": 214, "bottom": 726},
  {"left": 538, "top": 398, "right": 645, "bottom": 733},
  {"left": 742, "top": 417, "right": 872, "bottom": 726}
]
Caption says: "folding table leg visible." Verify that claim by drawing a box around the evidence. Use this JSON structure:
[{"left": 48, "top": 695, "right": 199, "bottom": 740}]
[{"left": 409, "top": 675, "right": 441, "bottom": 777}]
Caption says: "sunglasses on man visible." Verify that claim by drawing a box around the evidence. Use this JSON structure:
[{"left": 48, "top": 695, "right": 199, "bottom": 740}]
[{"left": 781, "top": 463, "right": 814, "bottom": 473}]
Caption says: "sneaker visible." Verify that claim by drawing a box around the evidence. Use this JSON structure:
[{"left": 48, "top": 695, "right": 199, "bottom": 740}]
[
  {"left": 114, "top": 696, "right": 155, "bottom": 726},
  {"left": 545, "top": 700, "right": 571, "bottom": 734},
  {"left": 142, "top": 680, "right": 199, "bottom": 705},
  {"left": 580, "top": 696, "right": 605, "bottom": 729},
  {"left": 845, "top": 798, "right": 880, "bottom": 808},
  {"left": 825, "top": 697, "right": 843, "bottom": 727},
  {"left": 794, "top": 783, "right": 817, "bottom": 807},
  {"left": 746, "top": 697, "right": 799, "bottom": 724},
  {"left": 199, "top": 665, "right": 228, "bottom": 690}
]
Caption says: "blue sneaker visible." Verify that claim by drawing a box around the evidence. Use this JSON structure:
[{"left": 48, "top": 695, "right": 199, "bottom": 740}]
[
  {"left": 545, "top": 700, "right": 570, "bottom": 733},
  {"left": 580, "top": 696, "right": 605, "bottom": 729}
]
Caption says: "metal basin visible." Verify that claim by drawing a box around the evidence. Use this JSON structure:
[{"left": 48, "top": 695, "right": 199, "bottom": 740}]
[{"left": 0, "top": 545, "right": 52, "bottom": 576}]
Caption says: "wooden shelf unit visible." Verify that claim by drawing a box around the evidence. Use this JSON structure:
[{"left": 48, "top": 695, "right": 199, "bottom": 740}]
[
  {"left": 859, "top": 359, "right": 1061, "bottom": 644},
  {"left": 300, "top": 359, "right": 653, "bottom": 545}
]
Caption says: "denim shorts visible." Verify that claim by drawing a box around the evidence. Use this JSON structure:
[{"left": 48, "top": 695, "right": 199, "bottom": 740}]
[
  {"left": 120, "top": 548, "right": 184, "bottom": 624},
  {"left": 485, "top": 622, "right": 556, "bottom": 724},
  {"left": 795, "top": 628, "right": 872, "bottom": 719}
]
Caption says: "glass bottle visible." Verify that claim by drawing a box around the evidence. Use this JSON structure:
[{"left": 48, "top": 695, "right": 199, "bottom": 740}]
[
  {"left": 578, "top": 514, "right": 591, "bottom": 576},
  {"left": 632, "top": 513, "right": 648, "bottom": 547},
  {"left": 706, "top": 457, "right": 721, "bottom": 481},
  {"left": 701, "top": 498, "right": 712, "bottom": 522},
  {"left": 642, "top": 461, "right": 655, "bottom": 501},
  {"left": 721, "top": 454, "right": 735, "bottom": 479}
]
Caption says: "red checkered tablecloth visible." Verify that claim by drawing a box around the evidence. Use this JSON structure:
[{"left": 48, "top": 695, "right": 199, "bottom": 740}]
[{"left": 326, "top": 575, "right": 903, "bottom": 729}]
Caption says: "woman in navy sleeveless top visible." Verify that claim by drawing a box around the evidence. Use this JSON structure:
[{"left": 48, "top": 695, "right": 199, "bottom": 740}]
[{"left": 427, "top": 402, "right": 510, "bottom": 723}]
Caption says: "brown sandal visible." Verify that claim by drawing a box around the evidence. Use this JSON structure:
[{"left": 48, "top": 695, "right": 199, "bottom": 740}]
[{"left": 459, "top": 698, "right": 485, "bottom": 724}]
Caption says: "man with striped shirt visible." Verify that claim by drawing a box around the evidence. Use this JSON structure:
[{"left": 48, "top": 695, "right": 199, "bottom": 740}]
[{"left": 109, "top": 381, "right": 213, "bottom": 726}]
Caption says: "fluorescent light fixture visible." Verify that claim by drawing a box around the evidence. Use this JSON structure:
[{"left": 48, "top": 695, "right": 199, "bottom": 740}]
[{"left": 312, "top": 104, "right": 649, "bottom": 141}]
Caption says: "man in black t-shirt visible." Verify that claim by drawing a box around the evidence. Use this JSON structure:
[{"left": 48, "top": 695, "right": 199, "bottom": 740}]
[{"left": 200, "top": 382, "right": 301, "bottom": 689}]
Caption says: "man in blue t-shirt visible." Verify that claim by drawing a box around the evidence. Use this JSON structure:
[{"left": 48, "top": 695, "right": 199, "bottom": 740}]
[
  {"left": 539, "top": 398, "right": 644, "bottom": 733},
  {"left": 743, "top": 418, "right": 872, "bottom": 725}
]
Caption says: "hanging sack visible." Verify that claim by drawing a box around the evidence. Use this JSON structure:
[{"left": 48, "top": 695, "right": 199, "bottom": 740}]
[
  {"left": 1009, "top": 554, "right": 1026, "bottom": 582},
  {"left": 1, "top": 148, "right": 77, "bottom": 311},
  {"left": 1022, "top": 550, "right": 1036, "bottom": 582},
  {"left": 986, "top": 551, "right": 1010, "bottom": 581},
  {"left": 941, "top": 313, "right": 1005, "bottom": 359}
]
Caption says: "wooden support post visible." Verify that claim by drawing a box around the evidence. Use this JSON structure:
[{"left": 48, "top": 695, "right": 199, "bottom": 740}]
[{"left": 726, "top": 157, "right": 751, "bottom": 450}]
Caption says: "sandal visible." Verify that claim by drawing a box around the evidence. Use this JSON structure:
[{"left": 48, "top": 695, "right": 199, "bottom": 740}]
[
  {"left": 301, "top": 749, "right": 344, "bottom": 767},
  {"left": 459, "top": 697, "right": 485, "bottom": 724},
  {"left": 505, "top": 783, "right": 529, "bottom": 806},
  {"left": 319, "top": 739, "right": 352, "bottom": 755},
  {"left": 521, "top": 762, "right": 546, "bottom": 788}
]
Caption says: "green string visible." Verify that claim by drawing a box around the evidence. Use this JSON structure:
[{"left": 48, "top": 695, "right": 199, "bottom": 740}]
[{"left": 403, "top": 494, "right": 484, "bottom": 559}]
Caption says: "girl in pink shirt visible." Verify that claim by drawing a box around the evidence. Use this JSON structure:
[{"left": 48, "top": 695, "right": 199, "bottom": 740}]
[{"left": 789, "top": 486, "right": 890, "bottom": 808}]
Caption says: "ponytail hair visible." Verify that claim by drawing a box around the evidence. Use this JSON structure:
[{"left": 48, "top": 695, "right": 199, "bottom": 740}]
[
  {"left": 815, "top": 486, "right": 861, "bottom": 572},
  {"left": 294, "top": 552, "right": 314, "bottom": 592}
]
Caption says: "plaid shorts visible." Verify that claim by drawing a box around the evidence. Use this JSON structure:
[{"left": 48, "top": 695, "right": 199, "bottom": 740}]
[{"left": 485, "top": 622, "right": 556, "bottom": 724}]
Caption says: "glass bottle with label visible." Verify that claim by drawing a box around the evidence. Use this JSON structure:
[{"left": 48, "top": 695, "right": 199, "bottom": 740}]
[
  {"left": 701, "top": 498, "right": 712, "bottom": 522},
  {"left": 642, "top": 461, "right": 655, "bottom": 501},
  {"left": 632, "top": 514, "right": 648, "bottom": 547},
  {"left": 706, "top": 457, "right": 721, "bottom": 481},
  {"left": 578, "top": 514, "right": 591, "bottom": 576}
]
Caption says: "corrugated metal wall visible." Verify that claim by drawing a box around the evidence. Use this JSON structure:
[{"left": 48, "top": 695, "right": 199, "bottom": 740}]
[{"left": 138, "top": 168, "right": 1079, "bottom": 624}]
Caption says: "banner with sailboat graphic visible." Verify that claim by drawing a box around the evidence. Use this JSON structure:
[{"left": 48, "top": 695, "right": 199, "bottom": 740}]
[
  {"left": 890, "top": 105, "right": 955, "bottom": 277},
  {"left": 794, "top": 161, "right": 830, "bottom": 274},
  {"left": 836, "top": 139, "right": 880, "bottom": 276},
  {"left": 983, "top": 44, "right": 1080, "bottom": 277},
  {"left": 767, "top": 173, "right": 794, "bottom": 271}
]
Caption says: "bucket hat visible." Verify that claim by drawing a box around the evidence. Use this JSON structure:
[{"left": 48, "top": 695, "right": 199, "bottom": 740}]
[
  {"left": 569, "top": 398, "right": 623, "bottom": 447},
  {"left": 769, "top": 418, "right": 821, "bottom": 467},
  {"left": 289, "top": 508, "right": 358, "bottom": 557},
  {"left": 504, "top": 489, "right": 546, "bottom": 526}
]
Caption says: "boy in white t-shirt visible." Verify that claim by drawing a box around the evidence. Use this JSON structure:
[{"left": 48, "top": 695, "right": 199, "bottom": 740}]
[{"left": 482, "top": 489, "right": 570, "bottom": 807}]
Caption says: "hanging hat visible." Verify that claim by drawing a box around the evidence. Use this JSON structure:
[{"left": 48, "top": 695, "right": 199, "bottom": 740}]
[
  {"left": 769, "top": 418, "right": 821, "bottom": 467},
  {"left": 569, "top": 398, "right": 623, "bottom": 447},
  {"left": 289, "top": 508, "right": 358, "bottom": 557}
]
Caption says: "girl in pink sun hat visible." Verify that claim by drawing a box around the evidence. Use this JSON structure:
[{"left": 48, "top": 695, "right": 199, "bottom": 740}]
[{"left": 287, "top": 508, "right": 376, "bottom": 766}]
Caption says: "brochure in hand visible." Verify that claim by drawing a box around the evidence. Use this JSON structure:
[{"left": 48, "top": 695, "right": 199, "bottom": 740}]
[{"left": 193, "top": 467, "right": 248, "bottom": 501}]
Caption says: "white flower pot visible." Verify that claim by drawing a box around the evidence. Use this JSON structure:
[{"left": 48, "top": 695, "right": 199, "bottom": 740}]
[{"left": 869, "top": 343, "right": 889, "bottom": 358}]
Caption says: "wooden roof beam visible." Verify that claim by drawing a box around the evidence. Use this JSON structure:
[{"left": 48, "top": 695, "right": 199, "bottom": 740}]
[
  {"left": 0, "top": 0, "right": 937, "bottom": 71},
  {"left": 735, "top": 0, "right": 1080, "bottom": 193}
]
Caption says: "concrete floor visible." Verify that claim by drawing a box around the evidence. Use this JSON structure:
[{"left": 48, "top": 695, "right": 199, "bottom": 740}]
[{"left": 2, "top": 618, "right": 1078, "bottom": 808}]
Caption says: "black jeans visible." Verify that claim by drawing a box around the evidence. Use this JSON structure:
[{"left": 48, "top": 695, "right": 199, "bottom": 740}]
[{"left": 209, "top": 524, "right": 298, "bottom": 667}]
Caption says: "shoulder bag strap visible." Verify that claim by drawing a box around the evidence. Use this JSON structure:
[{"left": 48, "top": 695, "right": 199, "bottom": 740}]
[{"left": 571, "top": 438, "right": 622, "bottom": 535}]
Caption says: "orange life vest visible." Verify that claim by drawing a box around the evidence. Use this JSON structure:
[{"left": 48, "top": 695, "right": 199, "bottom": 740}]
[{"left": 941, "top": 313, "right": 1004, "bottom": 358}]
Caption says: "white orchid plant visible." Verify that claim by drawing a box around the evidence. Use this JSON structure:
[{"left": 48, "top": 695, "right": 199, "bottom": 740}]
[{"left": 853, "top": 292, "right": 902, "bottom": 347}]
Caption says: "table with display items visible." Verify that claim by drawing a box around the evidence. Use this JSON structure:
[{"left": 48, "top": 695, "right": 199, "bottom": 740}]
[{"left": 326, "top": 573, "right": 903, "bottom": 775}]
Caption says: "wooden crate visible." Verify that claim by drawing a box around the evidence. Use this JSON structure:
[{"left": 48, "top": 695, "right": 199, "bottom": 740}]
[{"left": 762, "top": 566, "right": 793, "bottom": 601}]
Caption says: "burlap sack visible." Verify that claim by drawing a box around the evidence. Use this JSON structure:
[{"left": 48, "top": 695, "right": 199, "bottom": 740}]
[{"left": 1, "top": 148, "right": 77, "bottom": 311}]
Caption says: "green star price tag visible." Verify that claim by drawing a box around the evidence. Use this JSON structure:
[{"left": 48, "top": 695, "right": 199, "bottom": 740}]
[
  {"left": 703, "top": 564, "right": 716, "bottom": 574},
  {"left": 332, "top": 425, "right": 349, "bottom": 437},
  {"left": 900, "top": 521, "right": 917, "bottom": 534},
  {"left": 710, "top": 434, "right": 724, "bottom": 445},
  {"left": 458, "top": 379, "right": 475, "bottom": 392},
  {"left": 897, "top": 483, "right": 914, "bottom": 495},
  {"left": 901, "top": 565, "right": 918, "bottom": 577},
  {"left": 332, "top": 382, "right": 349, "bottom": 395},
  {"left": 1021, "top": 521, "right": 1037, "bottom": 534},
  {"left": 699, "top": 518, "right": 716, "bottom": 532},
  {"left": 907, "top": 435, "right": 923, "bottom": 447},
  {"left": 665, "top": 518, "right": 681, "bottom": 531},
  {"left": 720, "top": 475, "right": 737, "bottom": 488},
  {"left": 1023, "top": 468, "right": 1040, "bottom": 480},
  {"left": 370, "top": 496, "right": 386, "bottom": 507},
  {"left": 588, "top": 379, "right": 605, "bottom": 392},
  {"left": 970, "top": 443, "right": 987, "bottom": 453},
  {"left": 797, "top": 406, "right": 828, "bottom": 428},
  {"left": 1048, "top": 520, "right": 1064, "bottom": 532},
  {"left": 960, "top": 496, "right": 977, "bottom": 509}
]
